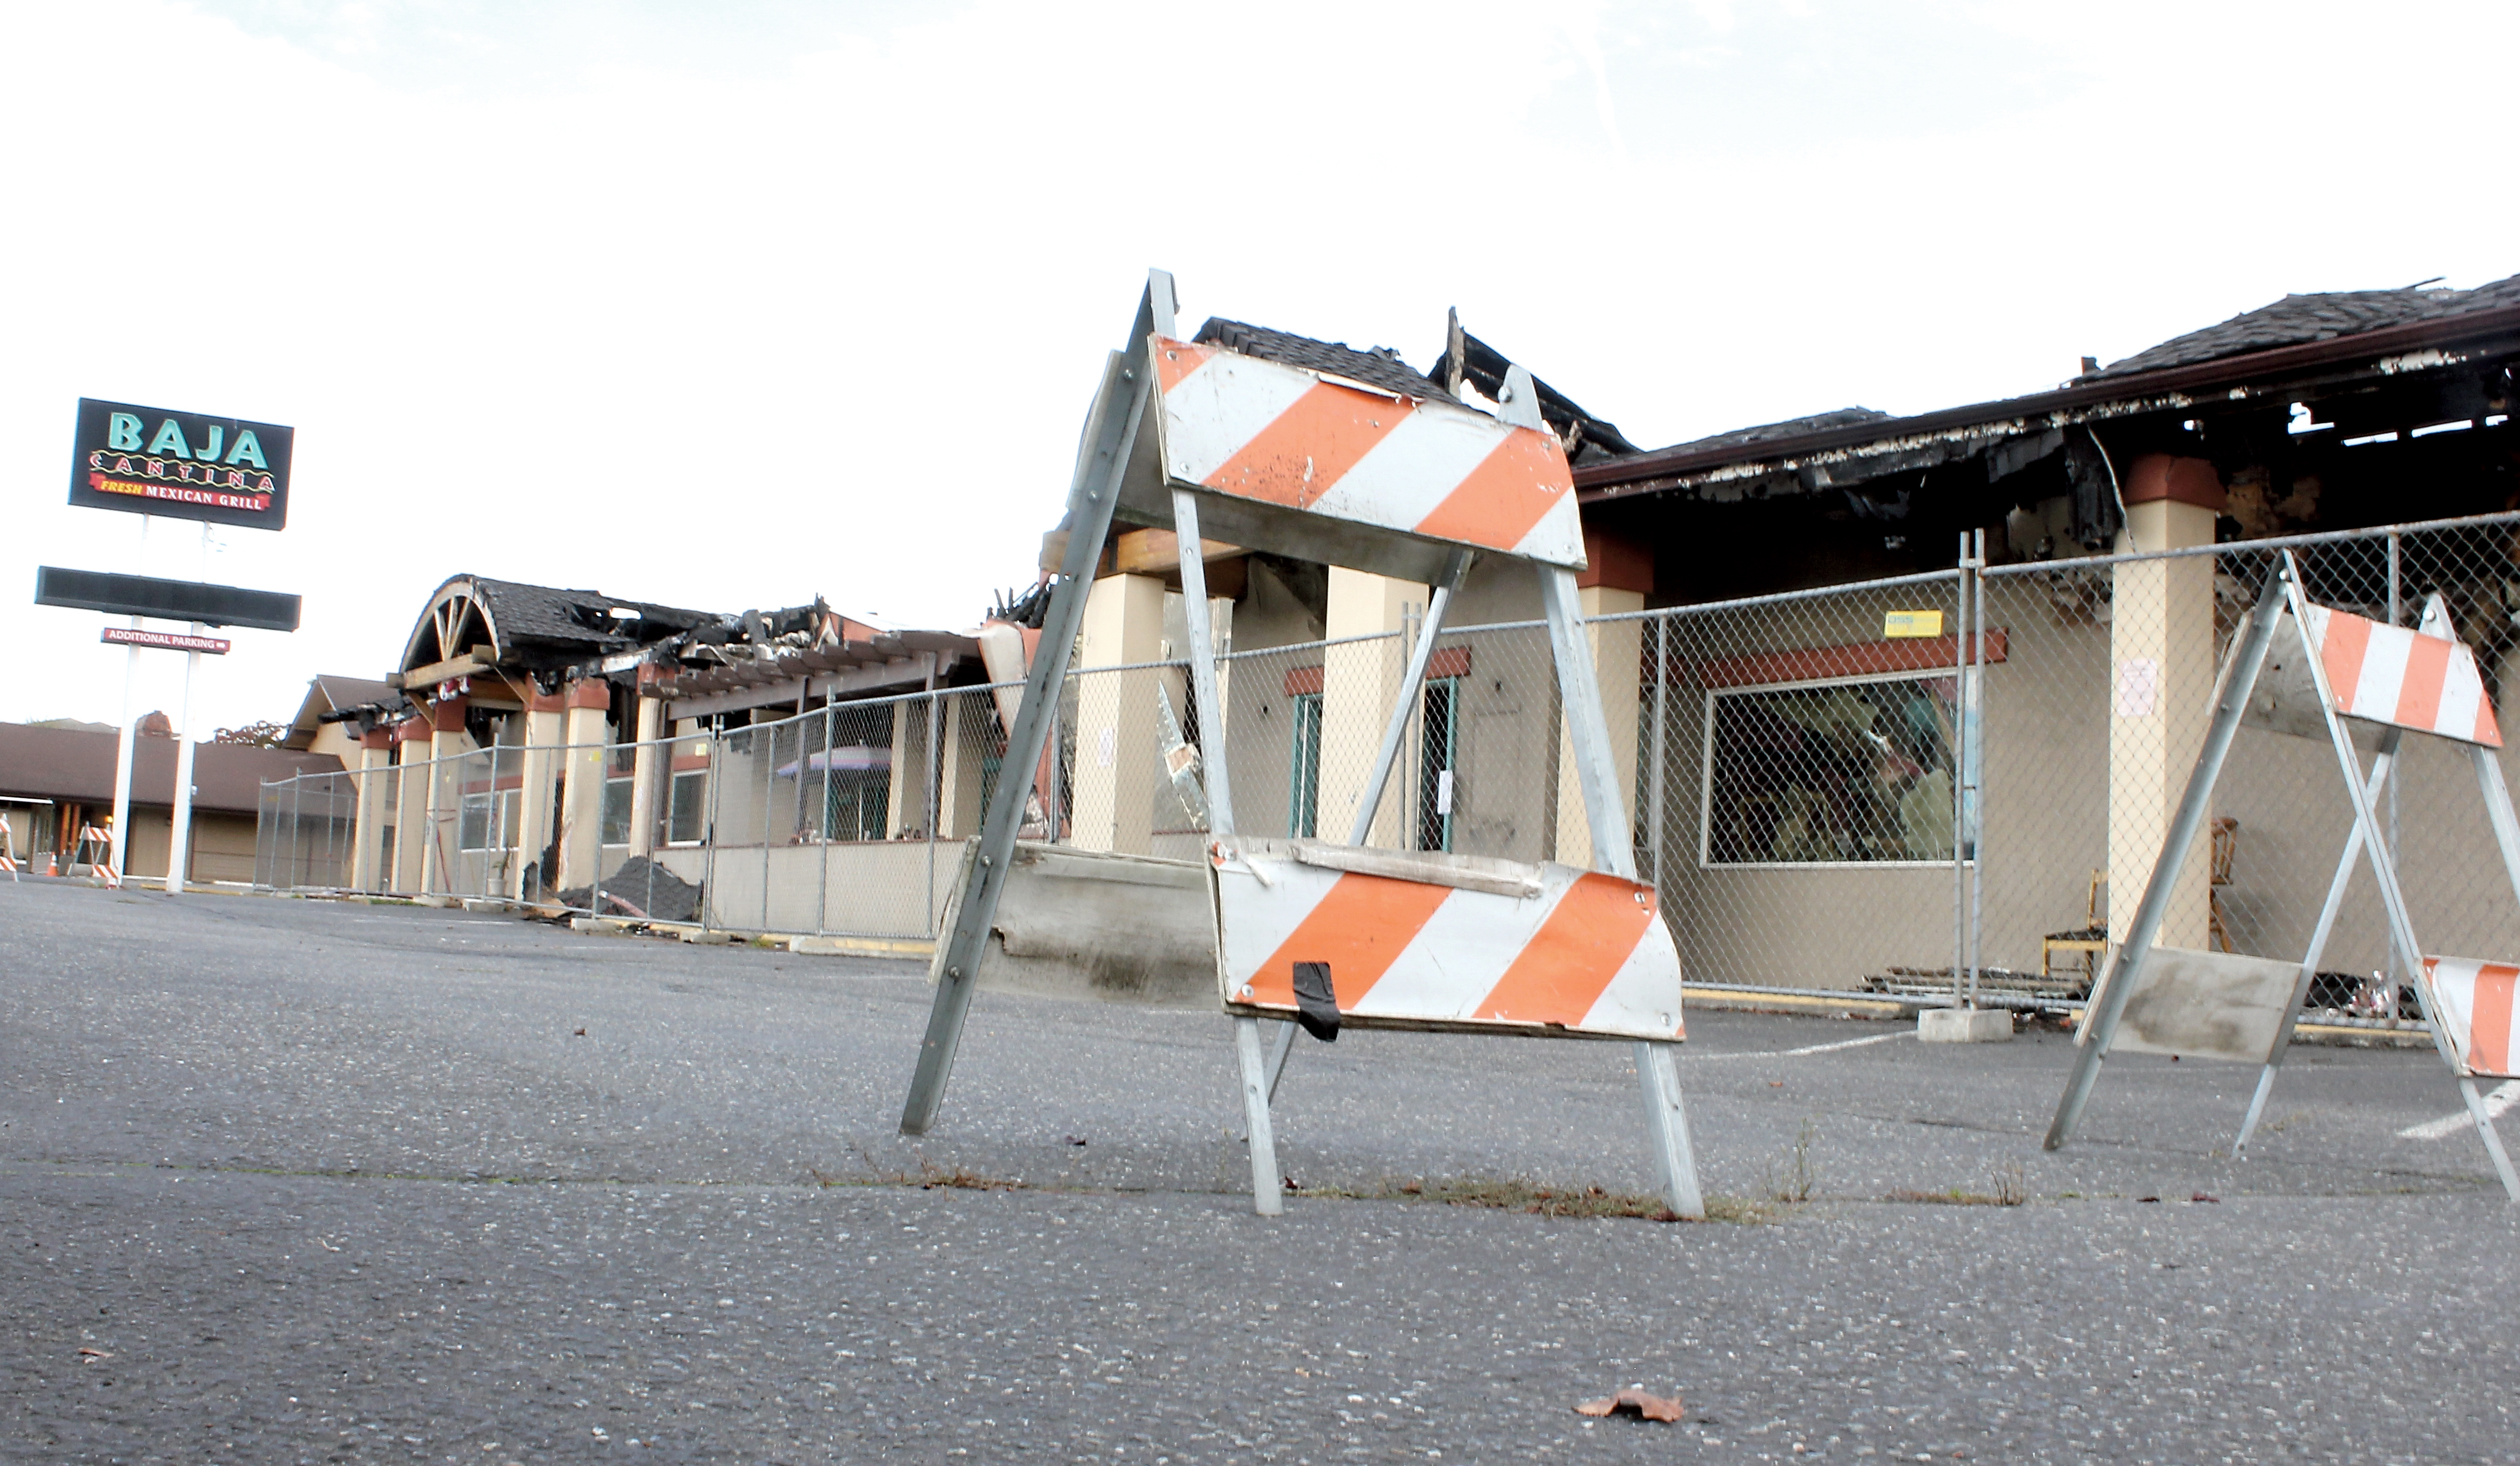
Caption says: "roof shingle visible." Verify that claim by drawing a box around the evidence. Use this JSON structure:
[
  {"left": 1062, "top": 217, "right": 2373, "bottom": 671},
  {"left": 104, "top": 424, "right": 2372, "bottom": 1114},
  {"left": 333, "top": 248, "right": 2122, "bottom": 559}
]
[{"left": 2095, "top": 273, "right": 2520, "bottom": 378}]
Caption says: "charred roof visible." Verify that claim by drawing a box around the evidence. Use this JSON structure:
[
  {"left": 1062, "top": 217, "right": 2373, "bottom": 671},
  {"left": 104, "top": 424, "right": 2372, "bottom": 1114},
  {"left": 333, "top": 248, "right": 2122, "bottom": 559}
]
[
  {"left": 1192, "top": 318, "right": 1460, "bottom": 406},
  {"left": 2091, "top": 273, "right": 2520, "bottom": 379},
  {"left": 1190, "top": 312, "right": 1636, "bottom": 463}
]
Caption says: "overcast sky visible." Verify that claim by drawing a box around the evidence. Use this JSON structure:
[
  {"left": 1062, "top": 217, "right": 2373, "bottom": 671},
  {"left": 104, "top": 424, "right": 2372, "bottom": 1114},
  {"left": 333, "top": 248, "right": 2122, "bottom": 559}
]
[{"left": 4, "top": 0, "right": 2515, "bottom": 735}]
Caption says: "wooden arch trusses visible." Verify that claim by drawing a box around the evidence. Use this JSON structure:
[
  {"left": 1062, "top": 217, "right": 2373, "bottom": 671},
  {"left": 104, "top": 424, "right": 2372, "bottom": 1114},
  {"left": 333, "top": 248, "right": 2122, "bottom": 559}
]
[{"left": 400, "top": 576, "right": 500, "bottom": 676}]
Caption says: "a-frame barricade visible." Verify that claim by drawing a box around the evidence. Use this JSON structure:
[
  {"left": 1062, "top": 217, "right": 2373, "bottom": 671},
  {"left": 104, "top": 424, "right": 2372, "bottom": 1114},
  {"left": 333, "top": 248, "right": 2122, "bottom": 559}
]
[
  {"left": 897, "top": 270, "right": 1702, "bottom": 1218},
  {"left": 2046, "top": 550, "right": 2520, "bottom": 1199},
  {"left": 73, "top": 824, "right": 120, "bottom": 888}
]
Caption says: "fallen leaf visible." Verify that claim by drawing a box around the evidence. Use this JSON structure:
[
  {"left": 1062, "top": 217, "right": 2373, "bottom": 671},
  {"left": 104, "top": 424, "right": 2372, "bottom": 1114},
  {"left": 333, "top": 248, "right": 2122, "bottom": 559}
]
[
  {"left": 1574, "top": 1388, "right": 1683, "bottom": 1422},
  {"left": 2191, "top": 1192, "right": 2220, "bottom": 1203},
  {"left": 78, "top": 1348, "right": 112, "bottom": 1361},
  {"left": 1063, "top": 1135, "right": 1088, "bottom": 1147},
  {"left": 2137, "top": 1196, "right": 2161, "bottom": 1203},
  {"left": 572, "top": 1028, "right": 588, "bottom": 1038}
]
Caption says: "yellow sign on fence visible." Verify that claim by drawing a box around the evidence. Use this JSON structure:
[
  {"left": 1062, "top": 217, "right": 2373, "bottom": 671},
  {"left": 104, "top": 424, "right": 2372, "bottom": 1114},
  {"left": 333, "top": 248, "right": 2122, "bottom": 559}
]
[{"left": 1883, "top": 610, "right": 1944, "bottom": 638}]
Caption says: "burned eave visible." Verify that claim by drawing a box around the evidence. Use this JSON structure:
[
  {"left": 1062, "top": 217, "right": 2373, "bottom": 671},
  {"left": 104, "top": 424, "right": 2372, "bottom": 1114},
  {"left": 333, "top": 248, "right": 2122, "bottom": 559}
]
[
  {"left": 649, "top": 629, "right": 982, "bottom": 721},
  {"left": 1578, "top": 302, "right": 2520, "bottom": 506}
]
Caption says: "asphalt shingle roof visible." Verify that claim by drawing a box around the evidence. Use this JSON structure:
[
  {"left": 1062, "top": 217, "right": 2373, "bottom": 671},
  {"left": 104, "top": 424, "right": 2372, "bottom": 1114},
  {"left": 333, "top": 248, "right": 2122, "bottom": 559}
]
[
  {"left": 465, "top": 578, "right": 715, "bottom": 652},
  {"left": 2096, "top": 272, "right": 2520, "bottom": 378},
  {"left": 1656, "top": 407, "right": 1897, "bottom": 458},
  {"left": 0, "top": 722, "right": 342, "bottom": 813},
  {"left": 1193, "top": 319, "right": 1461, "bottom": 406}
]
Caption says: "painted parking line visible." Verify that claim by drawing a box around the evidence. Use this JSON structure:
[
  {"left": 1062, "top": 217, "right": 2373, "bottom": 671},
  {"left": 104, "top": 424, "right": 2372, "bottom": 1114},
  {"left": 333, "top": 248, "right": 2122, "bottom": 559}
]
[
  {"left": 2398, "top": 1078, "right": 2520, "bottom": 1140},
  {"left": 1693, "top": 1031, "right": 1912, "bottom": 1062}
]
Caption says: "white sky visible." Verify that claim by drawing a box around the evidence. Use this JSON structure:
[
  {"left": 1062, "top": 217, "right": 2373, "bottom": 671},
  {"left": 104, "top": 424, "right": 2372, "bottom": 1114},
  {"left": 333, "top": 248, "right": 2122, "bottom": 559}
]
[{"left": 3, "top": 0, "right": 2515, "bottom": 734}]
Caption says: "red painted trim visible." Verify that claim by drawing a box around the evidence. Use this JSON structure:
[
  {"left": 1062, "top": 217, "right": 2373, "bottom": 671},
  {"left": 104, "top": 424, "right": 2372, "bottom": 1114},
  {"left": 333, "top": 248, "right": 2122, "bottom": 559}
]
[
  {"left": 1688, "top": 629, "right": 2007, "bottom": 689},
  {"left": 1285, "top": 664, "right": 1324, "bottom": 697},
  {"left": 1576, "top": 529, "right": 1653, "bottom": 594},
  {"left": 2122, "top": 453, "right": 2226, "bottom": 511}
]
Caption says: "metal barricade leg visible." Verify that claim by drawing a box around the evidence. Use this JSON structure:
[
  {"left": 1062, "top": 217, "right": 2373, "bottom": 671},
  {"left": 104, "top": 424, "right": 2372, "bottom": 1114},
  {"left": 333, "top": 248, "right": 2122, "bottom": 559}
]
[
  {"left": 1263, "top": 1019, "right": 1298, "bottom": 1103},
  {"left": 2458, "top": 1078, "right": 2520, "bottom": 1199},
  {"left": 2048, "top": 562, "right": 2291, "bottom": 1151},
  {"left": 1635, "top": 1040, "right": 1704, "bottom": 1219},
  {"left": 900, "top": 318, "right": 1151, "bottom": 1137},
  {"left": 1544, "top": 562, "right": 1704, "bottom": 1215},
  {"left": 2234, "top": 728, "right": 2402, "bottom": 1157},
  {"left": 1234, "top": 1016, "right": 1285, "bottom": 1215}
]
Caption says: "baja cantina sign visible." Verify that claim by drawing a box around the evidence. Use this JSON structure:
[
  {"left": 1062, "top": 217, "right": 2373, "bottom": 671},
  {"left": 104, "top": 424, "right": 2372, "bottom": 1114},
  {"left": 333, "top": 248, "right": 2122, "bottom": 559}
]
[{"left": 68, "top": 398, "right": 295, "bottom": 531}]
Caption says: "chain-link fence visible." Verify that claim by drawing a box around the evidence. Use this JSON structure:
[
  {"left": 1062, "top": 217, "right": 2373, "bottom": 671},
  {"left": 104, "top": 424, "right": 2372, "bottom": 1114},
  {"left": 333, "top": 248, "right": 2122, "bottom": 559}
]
[
  {"left": 253, "top": 768, "right": 358, "bottom": 890},
  {"left": 253, "top": 514, "right": 2520, "bottom": 1020},
  {"left": 1613, "top": 568, "right": 1976, "bottom": 999},
  {"left": 1979, "top": 513, "right": 2520, "bottom": 1026}
]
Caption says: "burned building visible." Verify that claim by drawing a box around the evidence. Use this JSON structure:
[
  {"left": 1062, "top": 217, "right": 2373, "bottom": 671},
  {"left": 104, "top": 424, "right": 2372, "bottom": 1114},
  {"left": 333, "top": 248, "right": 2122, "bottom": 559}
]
[
  {"left": 318, "top": 575, "right": 984, "bottom": 920},
  {"left": 1052, "top": 275, "right": 2520, "bottom": 988}
]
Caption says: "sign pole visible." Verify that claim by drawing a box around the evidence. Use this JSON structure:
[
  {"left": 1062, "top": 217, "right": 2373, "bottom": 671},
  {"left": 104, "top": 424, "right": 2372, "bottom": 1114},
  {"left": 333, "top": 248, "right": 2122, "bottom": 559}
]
[
  {"left": 167, "top": 641, "right": 199, "bottom": 895},
  {"left": 106, "top": 515, "right": 151, "bottom": 882},
  {"left": 164, "top": 522, "right": 210, "bottom": 896},
  {"left": 108, "top": 616, "right": 140, "bottom": 880}
]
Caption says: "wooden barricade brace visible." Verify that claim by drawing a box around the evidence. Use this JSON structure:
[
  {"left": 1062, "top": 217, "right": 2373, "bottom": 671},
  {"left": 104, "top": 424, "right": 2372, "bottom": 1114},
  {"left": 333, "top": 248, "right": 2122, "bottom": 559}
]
[
  {"left": 899, "top": 271, "right": 1700, "bottom": 1218},
  {"left": 2049, "top": 554, "right": 2520, "bottom": 1199}
]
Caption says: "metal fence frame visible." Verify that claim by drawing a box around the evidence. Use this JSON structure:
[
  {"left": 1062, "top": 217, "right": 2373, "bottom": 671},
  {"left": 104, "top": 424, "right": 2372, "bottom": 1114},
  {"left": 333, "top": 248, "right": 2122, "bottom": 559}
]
[{"left": 253, "top": 512, "right": 2520, "bottom": 1032}]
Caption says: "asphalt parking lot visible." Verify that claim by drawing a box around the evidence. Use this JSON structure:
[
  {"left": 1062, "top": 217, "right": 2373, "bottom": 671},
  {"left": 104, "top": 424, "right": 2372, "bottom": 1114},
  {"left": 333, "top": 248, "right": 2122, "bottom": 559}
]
[{"left": 4, "top": 878, "right": 2516, "bottom": 1464}]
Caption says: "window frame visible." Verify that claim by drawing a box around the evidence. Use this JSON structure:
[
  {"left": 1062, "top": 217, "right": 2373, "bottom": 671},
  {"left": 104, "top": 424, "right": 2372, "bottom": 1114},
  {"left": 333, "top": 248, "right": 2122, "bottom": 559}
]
[
  {"left": 1415, "top": 674, "right": 1460, "bottom": 853},
  {"left": 665, "top": 768, "right": 709, "bottom": 846},
  {"left": 1288, "top": 690, "right": 1323, "bottom": 839},
  {"left": 600, "top": 773, "right": 635, "bottom": 848},
  {"left": 1697, "top": 665, "right": 1962, "bottom": 871}
]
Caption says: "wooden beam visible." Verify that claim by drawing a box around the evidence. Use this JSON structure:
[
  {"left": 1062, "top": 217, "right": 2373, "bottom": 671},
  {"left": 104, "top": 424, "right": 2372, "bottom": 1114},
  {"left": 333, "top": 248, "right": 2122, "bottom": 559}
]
[
  {"left": 388, "top": 645, "right": 495, "bottom": 690},
  {"left": 1113, "top": 528, "right": 1245, "bottom": 576}
]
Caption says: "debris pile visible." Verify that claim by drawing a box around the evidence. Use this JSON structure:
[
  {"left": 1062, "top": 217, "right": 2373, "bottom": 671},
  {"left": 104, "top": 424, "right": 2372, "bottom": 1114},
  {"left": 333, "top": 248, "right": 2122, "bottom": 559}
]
[{"left": 558, "top": 856, "right": 702, "bottom": 925}]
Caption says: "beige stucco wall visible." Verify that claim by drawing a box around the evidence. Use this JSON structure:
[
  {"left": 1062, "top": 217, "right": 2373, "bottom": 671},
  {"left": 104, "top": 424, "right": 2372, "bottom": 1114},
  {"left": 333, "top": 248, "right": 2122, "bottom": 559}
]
[{"left": 650, "top": 837, "right": 965, "bottom": 939}]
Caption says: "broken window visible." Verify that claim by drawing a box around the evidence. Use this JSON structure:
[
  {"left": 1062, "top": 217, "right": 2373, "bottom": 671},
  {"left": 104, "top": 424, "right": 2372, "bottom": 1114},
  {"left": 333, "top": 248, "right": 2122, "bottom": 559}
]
[
  {"left": 601, "top": 774, "right": 634, "bottom": 845},
  {"left": 667, "top": 769, "right": 707, "bottom": 844},
  {"left": 1701, "top": 673, "right": 1958, "bottom": 866}
]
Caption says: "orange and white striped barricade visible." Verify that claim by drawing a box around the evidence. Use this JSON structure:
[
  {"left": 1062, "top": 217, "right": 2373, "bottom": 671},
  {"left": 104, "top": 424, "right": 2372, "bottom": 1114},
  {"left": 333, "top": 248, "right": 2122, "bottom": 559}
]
[
  {"left": 1140, "top": 336, "right": 1584, "bottom": 574},
  {"left": 902, "top": 271, "right": 1703, "bottom": 1219},
  {"left": 75, "top": 825, "right": 120, "bottom": 887},
  {"left": 2421, "top": 957, "right": 2520, "bottom": 1080},
  {"left": 2053, "top": 554, "right": 2520, "bottom": 1199},
  {"left": 1217, "top": 842, "right": 1681, "bottom": 1041}
]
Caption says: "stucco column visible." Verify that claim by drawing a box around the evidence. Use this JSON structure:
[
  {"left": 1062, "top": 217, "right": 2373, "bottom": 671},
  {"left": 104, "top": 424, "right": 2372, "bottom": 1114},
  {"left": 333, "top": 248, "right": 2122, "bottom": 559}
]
[
  {"left": 626, "top": 686, "right": 666, "bottom": 857},
  {"left": 935, "top": 694, "right": 986, "bottom": 839},
  {"left": 1070, "top": 573, "right": 1165, "bottom": 853},
  {"left": 420, "top": 695, "right": 473, "bottom": 895},
  {"left": 556, "top": 680, "right": 612, "bottom": 894},
  {"left": 348, "top": 729, "right": 394, "bottom": 892},
  {"left": 511, "top": 690, "right": 567, "bottom": 899},
  {"left": 886, "top": 698, "right": 927, "bottom": 838},
  {"left": 2107, "top": 454, "right": 2226, "bottom": 949},
  {"left": 1553, "top": 585, "right": 1647, "bottom": 868},
  {"left": 1320, "top": 568, "right": 1424, "bottom": 847},
  {"left": 391, "top": 715, "right": 431, "bottom": 893}
]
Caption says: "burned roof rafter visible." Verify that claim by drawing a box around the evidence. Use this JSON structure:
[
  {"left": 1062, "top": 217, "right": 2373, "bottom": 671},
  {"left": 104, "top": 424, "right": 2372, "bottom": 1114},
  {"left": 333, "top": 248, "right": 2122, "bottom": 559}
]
[{"left": 1580, "top": 305, "right": 2520, "bottom": 506}]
